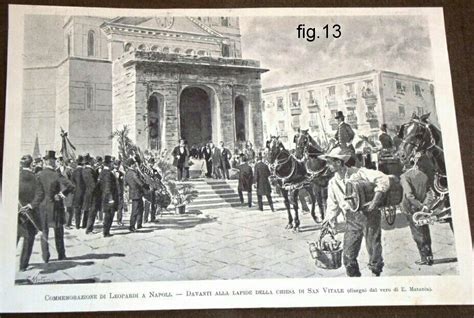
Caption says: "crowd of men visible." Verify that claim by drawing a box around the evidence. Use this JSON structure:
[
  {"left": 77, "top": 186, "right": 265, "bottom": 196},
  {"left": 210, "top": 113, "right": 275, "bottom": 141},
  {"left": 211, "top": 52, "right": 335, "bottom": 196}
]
[
  {"left": 16, "top": 110, "right": 440, "bottom": 277},
  {"left": 17, "top": 151, "right": 159, "bottom": 272}
]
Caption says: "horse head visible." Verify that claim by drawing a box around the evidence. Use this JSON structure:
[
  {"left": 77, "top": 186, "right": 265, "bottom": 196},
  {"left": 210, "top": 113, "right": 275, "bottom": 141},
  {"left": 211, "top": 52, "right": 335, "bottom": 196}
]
[
  {"left": 267, "top": 136, "right": 286, "bottom": 164},
  {"left": 397, "top": 112, "right": 438, "bottom": 164},
  {"left": 294, "top": 129, "right": 310, "bottom": 159}
]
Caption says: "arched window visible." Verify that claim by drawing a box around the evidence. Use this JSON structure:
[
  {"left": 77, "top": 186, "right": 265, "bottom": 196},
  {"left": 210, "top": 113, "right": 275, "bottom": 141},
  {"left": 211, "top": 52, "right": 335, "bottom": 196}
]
[
  {"left": 162, "top": 47, "right": 169, "bottom": 53},
  {"left": 124, "top": 43, "right": 133, "bottom": 52},
  {"left": 87, "top": 30, "right": 95, "bottom": 57},
  {"left": 150, "top": 45, "right": 159, "bottom": 52},
  {"left": 222, "top": 44, "right": 230, "bottom": 57},
  {"left": 197, "top": 50, "right": 206, "bottom": 56},
  {"left": 185, "top": 49, "right": 194, "bottom": 56},
  {"left": 221, "top": 17, "right": 229, "bottom": 26},
  {"left": 137, "top": 44, "right": 146, "bottom": 51},
  {"left": 174, "top": 48, "right": 181, "bottom": 54}
]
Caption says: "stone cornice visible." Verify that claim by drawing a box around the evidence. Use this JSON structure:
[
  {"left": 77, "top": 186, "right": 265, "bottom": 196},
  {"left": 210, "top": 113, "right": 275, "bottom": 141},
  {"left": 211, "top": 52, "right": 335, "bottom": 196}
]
[
  {"left": 120, "top": 51, "right": 268, "bottom": 73},
  {"left": 100, "top": 21, "right": 224, "bottom": 44}
]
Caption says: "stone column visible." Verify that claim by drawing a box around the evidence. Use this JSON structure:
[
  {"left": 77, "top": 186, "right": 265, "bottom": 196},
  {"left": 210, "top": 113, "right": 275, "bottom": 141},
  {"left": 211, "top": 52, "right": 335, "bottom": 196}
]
[{"left": 250, "top": 83, "right": 264, "bottom": 149}]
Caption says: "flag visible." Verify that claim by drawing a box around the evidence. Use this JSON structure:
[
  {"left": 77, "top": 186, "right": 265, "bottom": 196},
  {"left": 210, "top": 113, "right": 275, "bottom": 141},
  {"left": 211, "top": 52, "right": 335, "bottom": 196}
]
[
  {"left": 32, "top": 134, "right": 41, "bottom": 159},
  {"left": 60, "top": 128, "right": 76, "bottom": 161}
]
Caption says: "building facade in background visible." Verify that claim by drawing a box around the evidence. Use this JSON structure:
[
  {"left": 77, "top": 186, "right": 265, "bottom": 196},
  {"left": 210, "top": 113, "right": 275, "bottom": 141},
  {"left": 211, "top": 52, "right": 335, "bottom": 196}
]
[
  {"left": 22, "top": 16, "right": 266, "bottom": 156},
  {"left": 262, "top": 70, "right": 438, "bottom": 149}
]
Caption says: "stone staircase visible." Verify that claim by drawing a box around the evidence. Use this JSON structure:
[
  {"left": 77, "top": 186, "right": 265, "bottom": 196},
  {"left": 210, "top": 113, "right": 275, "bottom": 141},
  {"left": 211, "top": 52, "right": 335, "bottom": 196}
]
[{"left": 185, "top": 178, "right": 242, "bottom": 210}]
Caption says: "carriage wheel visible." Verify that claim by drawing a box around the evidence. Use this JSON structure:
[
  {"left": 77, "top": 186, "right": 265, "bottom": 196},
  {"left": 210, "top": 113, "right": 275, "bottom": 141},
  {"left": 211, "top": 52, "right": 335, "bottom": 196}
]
[{"left": 383, "top": 206, "right": 397, "bottom": 226}]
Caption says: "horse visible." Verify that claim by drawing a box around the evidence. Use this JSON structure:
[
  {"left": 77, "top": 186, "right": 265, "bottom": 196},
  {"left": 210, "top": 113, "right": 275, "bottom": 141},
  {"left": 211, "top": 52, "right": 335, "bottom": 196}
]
[
  {"left": 294, "top": 130, "right": 333, "bottom": 221},
  {"left": 397, "top": 113, "right": 451, "bottom": 229},
  {"left": 267, "top": 136, "right": 323, "bottom": 231}
]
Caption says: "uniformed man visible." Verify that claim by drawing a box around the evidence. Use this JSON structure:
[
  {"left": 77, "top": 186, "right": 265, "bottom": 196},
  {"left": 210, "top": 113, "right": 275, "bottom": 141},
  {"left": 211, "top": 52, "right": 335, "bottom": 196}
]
[
  {"left": 320, "top": 147, "right": 390, "bottom": 277},
  {"left": 237, "top": 154, "right": 253, "bottom": 207},
  {"left": 400, "top": 158, "right": 435, "bottom": 265},
  {"left": 254, "top": 153, "right": 274, "bottom": 212},
  {"left": 98, "top": 155, "right": 118, "bottom": 237},
  {"left": 71, "top": 155, "right": 86, "bottom": 229},
  {"left": 124, "top": 157, "right": 147, "bottom": 232},
  {"left": 36, "top": 150, "right": 75, "bottom": 263},
  {"left": 334, "top": 111, "right": 356, "bottom": 166},
  {"left": 17, "top": 155, "right": 44, "bottom": 271},
  {"left": 82, "top": 154, "right": 98, "bottom": 234}
]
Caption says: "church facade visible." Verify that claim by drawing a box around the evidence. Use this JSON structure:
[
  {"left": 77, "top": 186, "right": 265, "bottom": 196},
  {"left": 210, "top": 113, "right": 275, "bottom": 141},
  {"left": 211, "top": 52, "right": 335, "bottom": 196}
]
[{"left": 22, "top": 16, "right": 267, "bottom": 157}]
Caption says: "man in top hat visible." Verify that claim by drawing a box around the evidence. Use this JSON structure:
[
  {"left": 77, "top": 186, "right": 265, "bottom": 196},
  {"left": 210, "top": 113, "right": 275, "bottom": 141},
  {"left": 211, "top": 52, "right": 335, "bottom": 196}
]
[
  {"left": 172, "top": 139, "right": 190, "bottom": 181},
  {"left": 220, "top": 141, "right": 232, "bottom": 180},
  {"left": 202, "top": 142, "right": 213, "bottom": 178},
  {"left": 17, "top": 155, "right": 44, "bottom": 271},
  {"left": 82, "top": 153, "right": 98, "bottom": 234},
  {"left": 36, "top": 150, "right": 75, "bottom": 263},
  {"left": 124, "top": 157, "right": 147, "bottom": 232},
  {"left": 72, "top": 155, "right": 86, "bottom": 229},
  {"left": 237, "top": 154, "right": 253, "bottom": 207},
  {"left": 254, "top": 152, "right": 274, "bottom": 212},
  {"left": 334, "top": 111, "right": 356, "bottom": 166},
  {"left": 113, "top": 159, "right": 125, "bottom": 226},
  {"left": 320, "top": 147, "right": 390, "bottom": 277},
  {"left": 97, "top": 155, "right": 119, "bottom": 237}
]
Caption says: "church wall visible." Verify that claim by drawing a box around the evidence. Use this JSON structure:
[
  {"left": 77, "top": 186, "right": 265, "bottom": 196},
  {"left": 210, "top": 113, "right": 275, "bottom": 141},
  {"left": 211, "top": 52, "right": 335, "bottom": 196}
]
[
  {"left": 71, "top": 16, "right": 109, "bottom": 60},
  {"left": 55, "top": 61, "right": 70, "bottom": 151},
  {"left": 68, "top": 58, "right": 112, "bottom": 156},
  {"left": 21, "top": 67, "right": 57, "bottom": 156},
  {"left": 112, "top": 59, "right": 138, "bottom": 156}
]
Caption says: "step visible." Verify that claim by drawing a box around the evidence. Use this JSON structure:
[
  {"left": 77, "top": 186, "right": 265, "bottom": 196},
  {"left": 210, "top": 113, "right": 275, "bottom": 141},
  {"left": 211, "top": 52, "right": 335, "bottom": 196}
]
[
  {"left": 192, "top": 197, "right": 241, "bottom": 205},
  {"left": 196, "top": 189, "right": 237, "bottom": 195},
  {"left": 197, "top": 193, "right": 240, "bottom": 199}
]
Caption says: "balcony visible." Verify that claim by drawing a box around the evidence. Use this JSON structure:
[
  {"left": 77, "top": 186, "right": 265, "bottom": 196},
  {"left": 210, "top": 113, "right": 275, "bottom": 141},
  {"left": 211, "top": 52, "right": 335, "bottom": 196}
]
[
  {"left": 325, "top": 95, "right": 338, "bottom": 108},
  {"left": 329, "top": 118, "right": 338, "bottom": 130},
  {"left": 307, "top": 99, "right": 320, "bottom": 113},
  {"left": 344, "top": 92, "right": 357, "bottom": 103},
  {"left": 362, "top": 89, "right": 377, "bottom": 106},
  {"left": 290, "top": 100, "right": 302, "bottom": 115},
  {"left": 346, "top": 113, "right": 358, "bottom": 129}
]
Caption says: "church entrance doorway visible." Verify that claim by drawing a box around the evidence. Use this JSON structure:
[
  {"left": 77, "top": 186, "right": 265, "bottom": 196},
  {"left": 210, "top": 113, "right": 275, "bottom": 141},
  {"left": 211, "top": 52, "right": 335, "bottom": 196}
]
[{"left": 179, "top": 87, "right": 212, "bottom": 147}]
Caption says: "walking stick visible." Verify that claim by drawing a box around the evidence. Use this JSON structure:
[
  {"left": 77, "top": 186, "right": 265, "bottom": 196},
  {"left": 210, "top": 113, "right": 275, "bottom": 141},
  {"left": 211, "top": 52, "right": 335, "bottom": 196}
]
[{"left": 18, "top": 202, "right": 58, "bottom": 254}]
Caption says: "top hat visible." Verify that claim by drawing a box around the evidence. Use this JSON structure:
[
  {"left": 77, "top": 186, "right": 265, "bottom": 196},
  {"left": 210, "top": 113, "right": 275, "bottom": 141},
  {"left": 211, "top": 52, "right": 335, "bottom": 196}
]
[
  {"left": 104, "top": 155, "right": 113, "bottom": 164},
  {"left": 77, "top": 155, "right": 84, "bottom": 165},
  {"left": 84, "top": 153, "right": 93, "bottom": 165},
  {"left": 43, "top": 150, "right": 57, "bottom": 160},
  {"left": 380, "top": 123, "right": 387, "bottom": 130},
  {"left": 319, "top": 147, "right": 351, "bottom": 163},
  {"left": 335, "top": 111, "right": 345, "bottom": 119},
  {"left": 21, "top": 154, "right": 33, "bottom": 167}
]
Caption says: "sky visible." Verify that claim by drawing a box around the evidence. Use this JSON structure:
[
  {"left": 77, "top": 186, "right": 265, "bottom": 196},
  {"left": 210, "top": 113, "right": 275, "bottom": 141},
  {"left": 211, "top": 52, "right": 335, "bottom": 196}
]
[
  {"left": 240, "top": 15, "right": 434, "bottom": 88},
  {"left": 23, "top": 14, "right": 434, "bottom": 88}
]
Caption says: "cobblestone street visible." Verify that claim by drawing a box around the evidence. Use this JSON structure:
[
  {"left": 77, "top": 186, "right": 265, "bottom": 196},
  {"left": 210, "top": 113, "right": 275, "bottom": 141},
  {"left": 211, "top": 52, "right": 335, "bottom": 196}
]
[{"left": 15, "top": 187, "right": 458, "bottom": 284}]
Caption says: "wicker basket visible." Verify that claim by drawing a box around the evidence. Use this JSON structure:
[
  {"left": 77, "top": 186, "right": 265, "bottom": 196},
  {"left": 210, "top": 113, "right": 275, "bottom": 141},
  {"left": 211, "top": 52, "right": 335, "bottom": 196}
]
[{"left": 309, "top": 242, "right": 343, "bottom": 270}]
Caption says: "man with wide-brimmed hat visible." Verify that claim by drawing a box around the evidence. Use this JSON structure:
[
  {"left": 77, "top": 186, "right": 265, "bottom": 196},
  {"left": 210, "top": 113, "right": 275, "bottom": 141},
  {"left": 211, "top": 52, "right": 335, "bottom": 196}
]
[
  {"left": 319, "top": 147, "right": 390, "bottom": 277},
  {"left": 334, "top": 111, "right": 356, "bottom": 166},
  {"left": 36, "top": 150, "right": 75, "bottom": 263},
  {"left": 82, "top": 153, "right": 98, "bottom": 234},
  {"left": 71, "top": 155, "right": 85, "bottom": 229},
  {"left": 17, "top": 154, "right": 44, "bottom": 271},
  {"left": 97, "top": 155, "right": 119, "bottom": 237}
]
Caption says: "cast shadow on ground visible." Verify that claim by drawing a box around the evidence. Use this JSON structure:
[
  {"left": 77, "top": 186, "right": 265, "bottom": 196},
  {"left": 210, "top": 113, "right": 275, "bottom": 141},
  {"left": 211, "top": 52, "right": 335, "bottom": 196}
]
[
  {"left": 142, "top": 214, "right": 218, "bottom": 231},
  {"left": 67, "top": 253, "right": 125, "bottom": 261},
  {"left": 29, "top": 260, "right": 95, "bottom": 274},
  {"left": 433, "top": 257, "right": 457, "bottom": 265}
]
